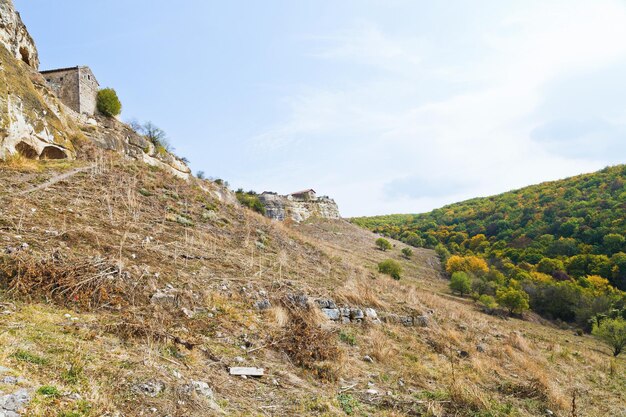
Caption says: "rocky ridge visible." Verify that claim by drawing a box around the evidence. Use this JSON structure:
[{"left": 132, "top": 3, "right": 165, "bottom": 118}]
[{"left": 259, "top": 191, "right": 341, "bottom": 222}]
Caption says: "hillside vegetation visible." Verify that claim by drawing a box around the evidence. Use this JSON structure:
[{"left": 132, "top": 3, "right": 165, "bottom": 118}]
[
  {"left": 353, "top": 165, "right": 626, "bottom": 332},
  {"left": 0, "top": 155, "right": 623, "bottom": 416}
]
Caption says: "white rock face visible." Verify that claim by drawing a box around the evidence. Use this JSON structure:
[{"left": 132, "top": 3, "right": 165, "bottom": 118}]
[
  {"left": 0, "top": 0, "right": 39, "bottom": 69},
  {"left": 258, "top": 192, "right": 341, "bottom": 222}
]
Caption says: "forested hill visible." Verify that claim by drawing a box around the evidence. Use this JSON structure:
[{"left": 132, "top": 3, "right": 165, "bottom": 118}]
[{"left": 353, "top": 164, "right": 626, "bottom": 328}]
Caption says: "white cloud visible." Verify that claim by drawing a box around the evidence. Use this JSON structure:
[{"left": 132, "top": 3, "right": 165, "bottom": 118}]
[{"left": 247, "top": 0, "right": 626, "bottom": 216}]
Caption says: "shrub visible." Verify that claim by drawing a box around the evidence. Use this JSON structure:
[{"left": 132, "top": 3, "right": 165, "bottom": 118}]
[
  {"left": 378, "top": 259, "right": 402, "bottom": 280},
  {"left": 235, "top": 190, "right": 266, "bottom": 215},
  {"left": 339, "top": 330, "right": 357, "bottom": 346},
  {"left": 496, "top": 287, "right": 530, "bottom": 315},
  {"left": 37, "top": 385, "right": 60, "bottom": 397},
  {"left": 401, "top": 247, "right": 413, "bottom": 258},
  {"left": 13, "top": 349, "right": 47, "bottom": 365},
  {"left": 375, "top": 238, "right": 392, "bottom": 251},
  {"left": 449, "top": 271, "right": 471, "bottom": 296},
  {"left": 478, "top": 294, "right": 498, "bottom": 309},
  {"left": 337, "top": 393, "right": 360, "bottom": 415},
  {"left": 592, "top": 317, "right": 626, "bottom": 356},
  {"left": 96, "top": 88, "right": 122, "bottom": 117}
]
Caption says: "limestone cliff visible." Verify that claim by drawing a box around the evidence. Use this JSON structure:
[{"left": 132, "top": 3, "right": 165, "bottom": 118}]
[
  {"left": 0, "top": 0, "right": 38, "bottom": 69},
  {"left": 259, "top": 191, "right": 341, "bottom": 222},
  {"left": 0, "top": 0, "right": 191, "bottom": 178}
]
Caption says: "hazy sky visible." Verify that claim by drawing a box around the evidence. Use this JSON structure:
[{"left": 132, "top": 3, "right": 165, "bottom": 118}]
[{"left": 15, "top": 0, "right": 626, "bottom": 216}]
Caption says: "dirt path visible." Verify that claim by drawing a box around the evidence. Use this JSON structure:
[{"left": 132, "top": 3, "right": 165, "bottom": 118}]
[{"left": 15, "top": 164, "right": 95, "bottom": 196}]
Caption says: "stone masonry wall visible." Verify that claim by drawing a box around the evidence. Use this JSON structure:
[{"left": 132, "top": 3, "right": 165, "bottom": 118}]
[
  {"left": 77, "top": 67, "right": 98, "bottom": 115},
  {"left": 42, "top": 68, "right": 81, "bottom": 113}
]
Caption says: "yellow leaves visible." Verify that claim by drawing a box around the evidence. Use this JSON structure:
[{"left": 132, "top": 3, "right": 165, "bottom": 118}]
[{"left": 445, "top": 255, "right": 489, "bottom": 275}]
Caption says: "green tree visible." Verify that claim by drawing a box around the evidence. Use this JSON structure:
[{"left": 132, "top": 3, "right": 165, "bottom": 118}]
[
  {"left": 478, "top": 294, "right": 498, "bottom": 309},
  {"left": 378, "top": 259, "right": 402, "bottom": 280},
  {"left": 604, "top": 234, "right": 625, "bottom": 254},
  {"left": 96, "top": 88, "right": 122, "bottom": 117},
  {"left": 449, "top": 271, "right": 471, "bottom": 296},
  {"left": 496, "top": 287, "right": 530, "bottom": 315},
  {"left": 401, "top": 247, "right": 413, "bottom": 259},
  {"left": 592, "top": 317, "right": 626, "bottom": 356},
  {"left": 375, "top": 238, "right": 392, "bottom": 252}
]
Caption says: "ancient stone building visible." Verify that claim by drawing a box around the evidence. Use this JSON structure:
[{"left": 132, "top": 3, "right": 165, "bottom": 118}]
[
  {"left": 0, "top": 0, "right": 39, "bottom": 69},
  {"left": 40, "top": 66, "right": 99, "bottom": 115}
]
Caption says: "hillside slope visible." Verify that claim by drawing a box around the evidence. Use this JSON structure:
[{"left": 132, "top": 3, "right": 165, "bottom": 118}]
[
  {"left": 354, "top": 166, "right": 626, "bottom": 329},
  {"left": 0, "top": 157, "right": 623, "bottom": 416}
]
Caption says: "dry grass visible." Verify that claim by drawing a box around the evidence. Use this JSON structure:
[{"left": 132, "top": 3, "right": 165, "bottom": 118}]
[{"left": 0, "top": 157, "right": 623, "bottom": 416}]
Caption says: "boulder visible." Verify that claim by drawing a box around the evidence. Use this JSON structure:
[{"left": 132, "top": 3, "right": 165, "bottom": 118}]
[{"left": 321, "top": 308, "right": 340, "bottom": 321}]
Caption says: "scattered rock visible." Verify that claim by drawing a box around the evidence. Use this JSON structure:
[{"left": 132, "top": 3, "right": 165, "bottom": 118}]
[
  {"left": 286, "top": 294, "right": 309, "bottom": 307},
  {"left": 254, "top": 299, "right": 271, "bottom": 310},
  {"left": 321, "top": 308, "right": 341, "bottom": 321},
  {"left": 350, "top": 309, "right": 364, "bottom": 320},
  {"left": 364, "top": 308, "right": 378, "bottom": 319},
  {"left": 1, "top": 376, "right": 18, "bottom": 385},
  {"left": 234, "top": 356, "right": 245, "bottom": 363},
  {"left": 457, "top": 350, "right": 469, "bottom": 358},
  {"left": 0, "top": 388, "right": 32, "bottom": 417},
  {"left": 476, "top": 344, "right": 486, "bottom": 353},
  {"left": 316, "top": 299, "right": 337, "bottom": 309},
  {"left": 132, "top": 381, "right": 164, "bottom": 397},
  {"left": 365, "top": 389, "right": 379, "bottom": 395},
  {"left": 413, "top": 315, "right": 430, "bottom": 327},
  {"left": 229, "top": 367, "right": 264, "bottom": 377},
  {"left": 150, "top": 289, "right": 177, "bottom": 307},
  {"left": 363, "top": 355, "right": 374, "bottom": 363},
  {"left": 186, "top": 379, "right": 222, "bottom": 412}
]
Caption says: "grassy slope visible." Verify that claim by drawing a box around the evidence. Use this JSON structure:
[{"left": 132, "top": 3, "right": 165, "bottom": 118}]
[{"left": 0, "top": 157, "right": 624, "bottom": 416}]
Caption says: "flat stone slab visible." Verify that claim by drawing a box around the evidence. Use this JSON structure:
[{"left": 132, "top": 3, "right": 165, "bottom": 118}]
[{"left": 229, "top": 367, "right": 264, "bottom": 377}]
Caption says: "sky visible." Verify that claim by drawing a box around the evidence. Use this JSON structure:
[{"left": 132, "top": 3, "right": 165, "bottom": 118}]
[{"left": 14, "top": 0, "right": 626, "bottom": 217}]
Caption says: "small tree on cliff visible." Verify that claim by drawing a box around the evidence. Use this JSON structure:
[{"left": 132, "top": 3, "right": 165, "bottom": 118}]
[{"left": 97, "top": 88, "right": 122, "bottom": 117}]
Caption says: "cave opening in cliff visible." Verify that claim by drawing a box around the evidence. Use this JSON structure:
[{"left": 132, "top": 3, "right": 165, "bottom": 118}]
[
  {"left": 40, "top": 146, "right": 67, "bottom": 160},
  {"left": 15, "top": 141, "right": 38, "bottom": 159},
  {"left": 19, "top": 47, "right": 31, "bottom": 66}
]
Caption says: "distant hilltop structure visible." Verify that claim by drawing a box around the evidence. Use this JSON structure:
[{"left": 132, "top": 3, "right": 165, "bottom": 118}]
[
  {"left": 40, "top": 66, "right": 99, "bottom": 115},
  {"left": 259, "top": 189, "right": 341, "bottom": 222}
]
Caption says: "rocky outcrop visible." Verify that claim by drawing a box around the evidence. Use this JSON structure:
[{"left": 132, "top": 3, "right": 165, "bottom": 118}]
[
  {"left": 0, "top": 0, "right": 191, "bottom": 179},
  {"left": 0, "top": 45, "right": 76, "bottom": 160},
  {"left": 81, "top": 115, "right": 191, "bottom": 179},
  {"left": 259, "top": 192, "right": 341, "bottom": 222},
  {"left": 0, "top": 0, "right": 38, "bottom": 69}
]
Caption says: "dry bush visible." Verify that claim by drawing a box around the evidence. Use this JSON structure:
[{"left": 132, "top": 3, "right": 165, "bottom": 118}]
[
  {"left": 0, "top": 251, "right": 127, "bottom": 310},
  {"left": 0, "top": 153, "right": 40, "bottom": 172},
  {"left": 273, "top": 298, "right": 343, "bottom": 380},
  {"left": 334, "top": 278, "right": 386, "bottom": 309},
  {"left": 505, "top": 331, "right": 531, "bottom": 353},
  {"left": 368, "top": 328, "right": 398, "bottom": 363}
]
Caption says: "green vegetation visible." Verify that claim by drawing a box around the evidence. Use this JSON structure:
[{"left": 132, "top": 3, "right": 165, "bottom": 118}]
[
  {"left": 13, "top": 349, "right": 47, "bottom": 365},
  {"left": 353, "top": 165, "right": 626, "bottom": 329},
  {"left": 449, "top": 271, "right": 471, "bottom": 296},
  {"left": 37, "top": 385, "right": 60, "bottom": 397},
  {"left": 378, "top": 259, "right": 402, "bottom": 280},
  {"left": 337, "top": 393, "right": 360, "bottom": 415},
  {"left": 235, "top": 189, "right": 266, "bottom": 215},
  {"left": 96, "top": 88, "right": 122, "bottom": 117},
  {"left": 592, "top": 317, "right": 626, "bottom": 356},
  {"left": 401, "top": 247, "right": 413, "bottom": 258},
  {"left": 339, "top": 330, "right": 357, "bottom": 346},
  {"left": 375, "top": 237, "right": 392, "bottom": 251}
]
